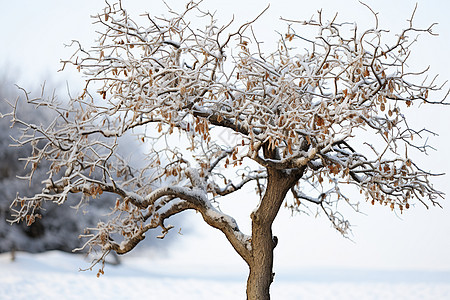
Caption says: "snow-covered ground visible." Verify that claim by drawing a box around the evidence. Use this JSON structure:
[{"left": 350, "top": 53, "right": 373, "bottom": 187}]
[{"left": 1, "top": 251, "right": 450, "bottom": 300}]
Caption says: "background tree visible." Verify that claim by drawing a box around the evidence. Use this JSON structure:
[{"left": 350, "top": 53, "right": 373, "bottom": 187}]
[
  {"left": 2, "top": 1, "right": 446, "bottom": 299},
  {"left": 0, "top": 75, "right": 175, "bottom": 256},
  {"left": 0, "top": 77, "right": 117, "bottom": 254}
]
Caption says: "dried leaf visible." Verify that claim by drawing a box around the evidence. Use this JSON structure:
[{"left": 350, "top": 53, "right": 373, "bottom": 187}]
[
  {"left": 363, "top": 68, "right": 370, "bottom": 77},
  {"left": 316, "top": 115, "right": 324, "bottom": 127}
]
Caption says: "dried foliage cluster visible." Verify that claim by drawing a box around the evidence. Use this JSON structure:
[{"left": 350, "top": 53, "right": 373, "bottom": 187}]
[{"left": 2, "top": 0, "right": 446, "bottom": 278}]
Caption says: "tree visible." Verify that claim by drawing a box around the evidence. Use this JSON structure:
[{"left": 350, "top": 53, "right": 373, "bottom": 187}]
[{"left": 2, "top": 1, "right": 447, "bottom": 299}]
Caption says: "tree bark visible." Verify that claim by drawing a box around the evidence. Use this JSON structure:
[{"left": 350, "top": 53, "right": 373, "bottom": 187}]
[
  {"left": 246, "top": 167, "right": 303, "bottom": 300},
  {"left": 246, "top": 221, "right": 275, "bottom": 300}
]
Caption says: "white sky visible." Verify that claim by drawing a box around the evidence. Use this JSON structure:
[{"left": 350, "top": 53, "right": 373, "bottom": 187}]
[{"left": 1, "top": 0, "right": 449, "bottom": 275}]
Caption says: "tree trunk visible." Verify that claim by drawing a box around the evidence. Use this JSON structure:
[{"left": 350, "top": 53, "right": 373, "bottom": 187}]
[
  {"left": 246, "top": 222, "right": 275, "bottom": 300},
  {"left": 246, "top": 167, "right": 303, "bottom": 300}
]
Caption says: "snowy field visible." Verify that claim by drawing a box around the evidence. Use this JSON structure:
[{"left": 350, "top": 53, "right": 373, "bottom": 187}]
[{"left": 1, "top": 251, "right": 450, "bottom": 300}]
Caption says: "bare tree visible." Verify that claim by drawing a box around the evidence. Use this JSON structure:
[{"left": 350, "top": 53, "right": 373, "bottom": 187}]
[{"left": 2, "top": 1, "right": 447, "bottom": 299}]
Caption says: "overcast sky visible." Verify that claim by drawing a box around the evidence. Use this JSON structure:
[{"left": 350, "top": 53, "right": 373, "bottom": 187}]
[{"left": 1, "top": 0, "right": 449, "bottom": 275}]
